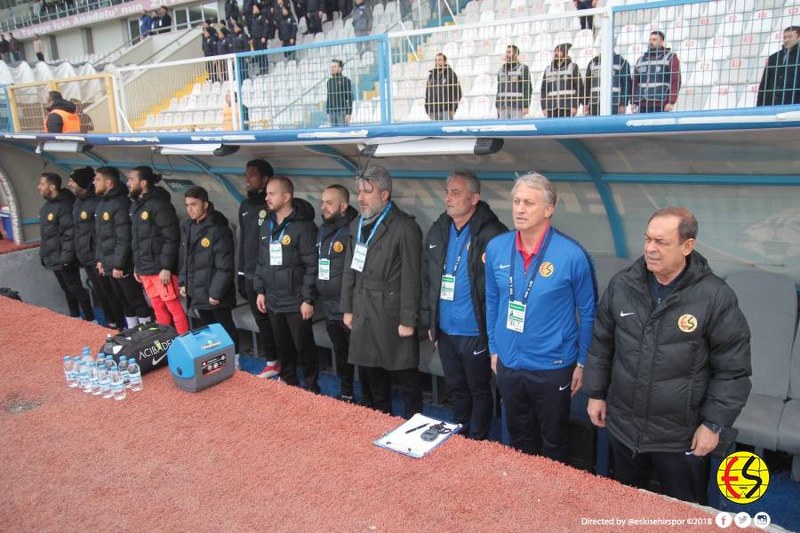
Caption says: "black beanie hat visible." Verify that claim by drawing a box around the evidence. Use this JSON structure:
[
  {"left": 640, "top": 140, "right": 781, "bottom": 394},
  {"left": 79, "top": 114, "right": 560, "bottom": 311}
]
[{"left": 70, "top": 166, "right": 95, "bottom": 189}]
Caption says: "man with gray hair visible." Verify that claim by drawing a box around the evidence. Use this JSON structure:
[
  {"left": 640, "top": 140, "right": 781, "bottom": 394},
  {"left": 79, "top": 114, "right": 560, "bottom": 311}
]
[
  {"left": 421, "top": 170, "right": 507, "bottom": 439},
  {"left": 341, "top": 165, "right": 423, "bottom": 417},
  {"left": 485, "top": 172, "right": 597, "bottom": 461}
]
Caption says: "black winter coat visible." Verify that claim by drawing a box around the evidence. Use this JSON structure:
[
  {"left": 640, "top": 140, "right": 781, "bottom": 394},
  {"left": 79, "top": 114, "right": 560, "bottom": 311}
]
[
  {"left": 316, "top": 205, "right": 358, "bottom": 320},
  {"left": 276, "top": 14, "right": 297, "bottom": 43},
  {"left": 250, "top": 13, "right": 272, "bottom": 45},
  {"left": 202, "top": 32, "right": 218, "bottom": 56},
  {"left": 225, "top": 0, "right": 240, "bottom": 22},
  {"left": 341, "top": 203, "right": 422, "bottom": 371},
  {"left": 130, "top": 186, "right": 180, "bottom": 275},
  {"left": 95, "top": 184, "right": 134, "bottom": 272},
  {"left": 72, "top": 189, "right": 102, "bottom": 267},
  {"left": 583, "top": 252, "right": 752, "bottom": 454},
  {"left": 420, "top": 201, "right": 507, "bottom": 343},
  {"left": 39, "top": 188, "right": 76, "bottom": 270},
  {"left": 238, "top": 188, "right": 268, "bottom": 278},
  {"left": 425, "top": 66, "right": 462, "bottom": 115},
  {"left": 179, "top": 207, "right": 236, "bottom": 310},
  {"left": 326, "top": 74, "right": 353, "bottom": 114},
  {"left": 253, "top": 198, "right": 318, "bottom": 313},
  {"left": 757, "top": 44, "right": 800, "bottom": 106}
]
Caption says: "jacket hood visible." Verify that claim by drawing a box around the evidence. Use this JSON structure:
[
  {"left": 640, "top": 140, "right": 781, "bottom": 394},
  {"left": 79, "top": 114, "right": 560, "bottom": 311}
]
[
  {"left": 51, "top": 188, "right": 75, "bottom": 203},
  {"left": 137, "top": 185, "right": 171, "bottom": 204},
  {"left": 288, "top": 197, "right": 315, "bottom": 222},
  {"left": 48, "top": 97, "right": 77, "bottom": 113},
  {"left": 432, "top": 200, "right": 501, "bottom": 232},
  {"left": 102, "top": 183, "right": 128, "bottom": 199},
  {"left": 209, "top": 207, "right": 230, "bottom": 227}
]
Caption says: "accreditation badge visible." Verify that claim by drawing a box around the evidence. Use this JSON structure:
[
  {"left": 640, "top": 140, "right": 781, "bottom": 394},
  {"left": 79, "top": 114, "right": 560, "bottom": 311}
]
[
  {"left": 318, "top": 258, "right": 330, "bottom": 280},
  {"left": 269, "top": 242, "right": 283, "bottom": 266},
  {"left": 350, "top": 243, "right": 368, "bottom": 272},
  {"left": 440, "top": 274, "right": 455, "bottom": 301},
  {"left": 506, "top": 300, "right": 526, "bottom": 333}
]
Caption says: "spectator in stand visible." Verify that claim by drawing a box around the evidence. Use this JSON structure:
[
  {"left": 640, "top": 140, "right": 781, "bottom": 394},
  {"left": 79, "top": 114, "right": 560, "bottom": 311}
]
[
  {"left": 139, "top": 9, "right": 153, "bottom": 39},
  {"left": 8, "top": 33, "right": 20, "bottom": 62},
  {"left": 757, "top": 26, "right": 800, "bottom": 107},
  {"left": 541, "top": 43, "right": 582, "bottom": 118},
  {"left": 225, "top": 0, "right": 240, "bottom": 26},
  {"left": 202, "top": 24, "right": 219, "bottom": 81},
  {"left": 350, "top": 0, "right": 372, "bottom": 55},
  {"left": 44, "top": 91, "right": 80, "bottom": 133},
  {"left": 305, "top": 0, "right": 323, "bottom": 35},
  {"left": 326, "top": 59, "right": 353, "bottom": 126},
  {"left": 0, "top": 34, "right": 9, "bottom": 62},
  {"left": 33, "top": 34, "right": 45, "bottom": 62},
  {"left": 425, "top": 53, "right": 462, "bottom": 121},
  {"left": 496, "top": 44, "right": 532, "bottom": 119},
  {"left": 217, "top": 27, "right": 234, "bottom": 56},
  {"left": 574, "top": 0, "right": 597, "bottom": 31},
  {"left": 276, "top": 6, "right": 297, "bottom": 59},
  {"left": 154, "top": 6, "right": 172, "bottom": 34},
  {"left": 632, "top": 31, "right": 681, "bottom": 113},
  {"left": 250, "top": 3, "right": 271, "bottom": 74},
  {"left": 232, "top": 22, "right": 250, "bottom": 52},
  {"left": 338, "top": 0, "right": 352, "bottom": 19},
  {"left": 584, "top": 50, "right": 632, "bottom": 115},
  {"left": 69, "top": 99, "right": 94, "bottom": 133},
  {"left": 243, "top": 0, "right": 255, "bottom": 33}
]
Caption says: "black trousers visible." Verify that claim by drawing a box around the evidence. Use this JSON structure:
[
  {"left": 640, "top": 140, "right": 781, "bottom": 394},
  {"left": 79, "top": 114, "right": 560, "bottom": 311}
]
[
  {"left": 52, "top": 263, "right": 94, "bottom": 321},
  {"left": 497, "top": 361, "right": 573, "bottom": 463},
  {"left": 268, "top": 309, "right": 319, "bottom": 392},
  {"left": 109, "top": 273, "right": 151, "bottom": 319},
  {"left": 196, "top": 306, "right": 240, "bottom": 353},
  {"left": 545, "top": 107, "right": 572, "bottom": 118},
  {"left": 83, "top": 265, "right": 118, "bottom": 326},
  {"left": 245, "top": 277, "right": 278, "bottom": 359},
  {"left": 364, "top": 366, "right": 422, "bottom": 419},
  {"left": 610, "top": 435, "right": 707, "bottom": 503},
  {"left": 438, "top": 332, "right": 493, "bottom": 440},
  {"left": 95, "top": 271, "right": 126, "bottom": 327},
  {"left": 325, "top": 318, "right": 372, "bottom": 402},
  {"left": 579, "top": 14, "right": 593, "bottom": 30},
  {"left": 638, "top": 100, "right": 666, "bottom": 113}
]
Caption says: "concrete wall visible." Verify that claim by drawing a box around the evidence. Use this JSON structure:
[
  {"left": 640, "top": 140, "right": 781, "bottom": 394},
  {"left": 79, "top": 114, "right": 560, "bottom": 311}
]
[
  {"left": 92, "top": 21, "right": 128, "bottom": 57},
  {"left": 54, "top": 31, "right": 85, "bottom": 61},
  {"left": 0, "top": 247, "right": 69, "bottom": 315}
]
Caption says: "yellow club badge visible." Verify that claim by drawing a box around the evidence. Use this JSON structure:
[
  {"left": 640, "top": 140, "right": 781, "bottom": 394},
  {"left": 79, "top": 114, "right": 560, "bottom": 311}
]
[
  {"left": 47, "top": 213, "right": 54, "bottom": 221},
  {"left": 717, "top": 451, "right": 769, "bottom": 504},
  {"left": 333, "top": 241, "right": 344, "bottom": 253},
  {"left": 678, "top": 314, "right": 698, "bottom": 333},
  {"left": 281, "top": 234, "right": 291, "bottom": 246},
  {"left": 539, "top": 261, "right": 554, "bottom": 277},
  {"left": 102, "top": 212, "right": 110, "bottom": 221},
  {"left": 80, "top": 210, "right": 88, "bottom": 220},
  {"left": 141, "top": 211, "right": 149, "bottom": 221},
  {"left": 258, "top": 209, "right": 267, "bottom": 219},
  {"left": 200, "top": 237, "right": 211, "bottom": 248}
]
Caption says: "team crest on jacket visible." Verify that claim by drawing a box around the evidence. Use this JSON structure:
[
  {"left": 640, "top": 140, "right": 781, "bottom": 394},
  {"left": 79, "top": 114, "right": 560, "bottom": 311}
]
[
  {"left": 539, "top": 261, "right": 554, "bottom": 277},
  {"left": 80, "top": 211, "right": 88, "bottom": 220},
  {"left": 678, "top": 314, "right": 698, "bottom": 333},
  {"left": 281, "top": 235, "right": 291, "bottom": 246},
  {"left": 258, "top": 210, "right": 267, "bottom": 219},
  {"left": 47, "top": 213, "right": 54, "bottom": 221},
  {"left": 333, "top": 241, "right": 344, "bottom": 253},
  {"left": 201, "top": 237, "right": 211, "bottom": 248},
  {"left": 102, "top": 212, "right": 110, "bottom": 221},
  {"left": 141, "top": 211, "right": 149, "bottom": 221}
]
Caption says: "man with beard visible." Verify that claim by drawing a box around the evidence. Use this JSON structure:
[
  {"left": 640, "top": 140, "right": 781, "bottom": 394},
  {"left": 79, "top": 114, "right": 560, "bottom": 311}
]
[
  {"left": 632, "top": 31, "right": 681, "bottom": 113},
  {"left": 254, "top": 176, "right": 319, "bottom": 391},
  {"left": 37, "top": 172, "right": 94, "bottom": 321},
  {"left": 496, "top": 45, "right": 532, "bottom": 120},
  {"left": 129, "top": 166, "right": 188, "bottom": 334}
]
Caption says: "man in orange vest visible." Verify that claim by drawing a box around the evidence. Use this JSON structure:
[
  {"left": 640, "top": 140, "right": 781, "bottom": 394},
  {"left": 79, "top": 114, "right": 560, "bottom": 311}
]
[{"left": 44, "top": 91, "right": 81, "bottom": 133}]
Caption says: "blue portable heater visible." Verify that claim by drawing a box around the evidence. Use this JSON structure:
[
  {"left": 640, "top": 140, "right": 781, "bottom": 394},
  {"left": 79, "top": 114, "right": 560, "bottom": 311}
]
[{"left": 167, "top": 324, "right": 235, "bottom": 392}]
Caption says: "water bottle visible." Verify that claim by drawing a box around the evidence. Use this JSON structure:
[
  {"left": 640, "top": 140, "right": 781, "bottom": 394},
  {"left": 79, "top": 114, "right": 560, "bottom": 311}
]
[
  {"left": 118, "top": 357, "right": 130, "bottom": 389},
  {"left": 92, "top": 355, "right": 105, "bottom": 395},
  {"left": 87, "top": 360, "right": 100, "bottom": 395},
  {"left": 128, "top": 358, "right": 142, "bottom": 392},
  {"left": 111, "top": 370, "right": 126, "bottom": 401},
  {"left": 63, "top": 356, "right": 77, "bottom": 388},
  {"left": 97, "top": 360, "right": 111, "bottom": 398},
  {"left": 102, "top": 358, "right": 117, "bottom": 399},
  {"left": 79, "top": 347, "right": 93, "bottom": 392}
]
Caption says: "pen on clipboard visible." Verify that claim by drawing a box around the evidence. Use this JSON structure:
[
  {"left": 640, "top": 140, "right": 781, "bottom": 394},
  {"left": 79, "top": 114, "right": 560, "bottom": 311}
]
[{"left": 404, "top": 423, "right": 429, "bottom": 434}]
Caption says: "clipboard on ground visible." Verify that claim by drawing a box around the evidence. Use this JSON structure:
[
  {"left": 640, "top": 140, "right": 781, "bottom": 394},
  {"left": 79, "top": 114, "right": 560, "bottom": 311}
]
[{"left": 374, "top": 413, "right": 462, "bottom": 459}]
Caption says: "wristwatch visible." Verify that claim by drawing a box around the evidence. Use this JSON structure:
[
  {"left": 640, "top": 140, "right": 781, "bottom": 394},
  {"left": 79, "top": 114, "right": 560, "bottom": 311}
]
[{"left": 702, "top": 420, "right": 724, "bottom": 434}]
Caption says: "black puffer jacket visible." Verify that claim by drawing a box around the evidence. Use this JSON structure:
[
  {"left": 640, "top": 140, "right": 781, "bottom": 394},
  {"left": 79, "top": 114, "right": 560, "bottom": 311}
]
[
  {"left": 316, "top": 205, "right": 358, "bottom": 320},
  {"left": 253, "top": 198, "right": 318, "bottom": 313},
  {"left": 95, "top": 184, "right": 133, "bottom": 272},
  {"left": 179, "top": 206, "right": 236, "bottom": 310},
  {"left": 238, "top": 188, "right": 268, "bottom": 278},
  {"left": 72, "top": 188, "right": 101, "bottom": 267},
  {"left": 39, "top": 188, "right": 76, "bottom": 270},
  {"left": 420, "top": 201, "right": 507, "bottom": 342},
  {"left": 583, "top": 252, "right": 752, "bottom": 454},
  {"left": 130, "top": 186, "right": 180, "bottom": 275}
]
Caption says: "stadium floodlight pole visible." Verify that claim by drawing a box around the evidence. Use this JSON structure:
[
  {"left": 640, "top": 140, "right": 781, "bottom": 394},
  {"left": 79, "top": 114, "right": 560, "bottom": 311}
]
[{"left": 600, "top": 5, "right": 614, "bottom": 117}]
